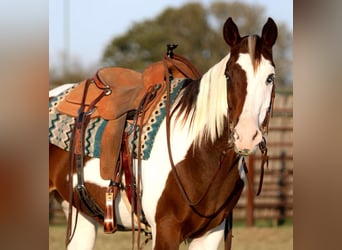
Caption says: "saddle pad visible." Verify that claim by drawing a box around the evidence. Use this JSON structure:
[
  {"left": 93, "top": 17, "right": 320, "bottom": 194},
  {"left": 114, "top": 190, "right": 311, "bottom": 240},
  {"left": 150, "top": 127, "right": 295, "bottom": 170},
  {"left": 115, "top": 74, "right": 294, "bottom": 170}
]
[
  {"left": 49, "top": 85, "right": 107, "bottom": 158},
  {"left": 131, "top": 78, "right": 187, "bottom": 160},
  {"left": 49, "top": 78, "right": 187, "bottom": 160}
]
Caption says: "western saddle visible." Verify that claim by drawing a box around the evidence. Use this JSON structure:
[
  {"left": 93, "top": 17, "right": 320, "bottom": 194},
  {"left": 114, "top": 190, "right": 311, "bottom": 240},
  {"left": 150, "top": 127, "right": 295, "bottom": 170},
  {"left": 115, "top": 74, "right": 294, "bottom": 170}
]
[{"left": 59, "top": 45, "right": 201, "bottom": 242}]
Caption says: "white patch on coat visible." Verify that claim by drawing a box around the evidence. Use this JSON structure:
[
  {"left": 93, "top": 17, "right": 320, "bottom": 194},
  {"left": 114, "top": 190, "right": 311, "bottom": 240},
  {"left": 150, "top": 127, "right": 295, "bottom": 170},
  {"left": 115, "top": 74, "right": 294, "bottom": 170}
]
[
  {"left": 68, "top": 158, "right": 134, "bottom": 229},
  {"left": 188, "top": 220, "right": 225, "bottom": 250},
  {"left": 140, "top": 107, "right": 196, "bottom": 247},
  {"left": 49, "top": 83, "right": 75, "bottom": 97},
  {"left": 233, "top": 53, "right": 274, "bottom": 151},
  {"left": 70, "top": 158, "right": 108, "bottom": 188}
]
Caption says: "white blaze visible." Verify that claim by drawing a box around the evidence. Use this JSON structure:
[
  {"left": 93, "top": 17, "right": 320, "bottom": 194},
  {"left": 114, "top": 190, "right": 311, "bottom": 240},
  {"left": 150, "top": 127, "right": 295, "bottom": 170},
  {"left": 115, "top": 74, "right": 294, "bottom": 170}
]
[{"left": 233, "top": 53, "right": 274, "bottom": 152}]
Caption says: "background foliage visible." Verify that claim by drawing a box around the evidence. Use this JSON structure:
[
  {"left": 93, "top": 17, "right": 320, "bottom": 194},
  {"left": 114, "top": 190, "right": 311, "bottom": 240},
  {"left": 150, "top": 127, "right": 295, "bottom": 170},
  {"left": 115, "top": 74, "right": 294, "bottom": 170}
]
[
  {"left": 102, "top": 2, "right": 292, "bottom": 88},
  {"left": 51, "top": 2, "right": 292, "bottom": 90}
]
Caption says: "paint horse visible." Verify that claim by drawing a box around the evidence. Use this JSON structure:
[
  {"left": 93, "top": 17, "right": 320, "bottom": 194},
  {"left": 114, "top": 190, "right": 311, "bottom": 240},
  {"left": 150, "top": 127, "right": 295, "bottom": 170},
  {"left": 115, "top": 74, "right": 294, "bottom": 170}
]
[{"left": 49, "top": 17, "right": 277, "bottom": 249}]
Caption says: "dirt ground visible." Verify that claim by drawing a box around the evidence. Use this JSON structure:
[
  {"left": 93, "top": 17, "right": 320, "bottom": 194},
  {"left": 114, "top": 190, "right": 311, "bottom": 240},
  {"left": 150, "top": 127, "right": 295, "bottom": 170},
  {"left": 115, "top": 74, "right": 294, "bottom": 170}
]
[{"left": 49, "top": 224, "right": 292, "bottom": 249}]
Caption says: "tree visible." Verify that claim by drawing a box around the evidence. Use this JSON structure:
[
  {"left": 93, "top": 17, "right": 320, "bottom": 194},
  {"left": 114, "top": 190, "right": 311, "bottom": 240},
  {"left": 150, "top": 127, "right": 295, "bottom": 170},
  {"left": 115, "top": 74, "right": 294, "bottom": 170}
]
[
  {"left": 102, "top": 3, "right": 212, "bottom": 71},
  {"left": 101, "top": 2, "right": 292, "bottom": 87}
]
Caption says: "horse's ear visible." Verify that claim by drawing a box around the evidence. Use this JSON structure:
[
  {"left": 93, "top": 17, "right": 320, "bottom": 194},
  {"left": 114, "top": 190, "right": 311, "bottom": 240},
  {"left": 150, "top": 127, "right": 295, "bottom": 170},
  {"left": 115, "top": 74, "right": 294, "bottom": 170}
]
[
  {"left": 261, "top": 18, "right": 278, "bottom": 47},
  {"left": 223, "top": 17, "right": 241, "bottom": 47}
]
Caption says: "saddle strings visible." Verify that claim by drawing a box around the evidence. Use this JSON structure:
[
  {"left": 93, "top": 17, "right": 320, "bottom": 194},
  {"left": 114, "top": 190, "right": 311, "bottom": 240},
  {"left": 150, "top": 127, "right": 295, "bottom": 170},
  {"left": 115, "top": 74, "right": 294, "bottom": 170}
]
[{"left": 131, "top": 86, "right": 157, "bottom": 250}]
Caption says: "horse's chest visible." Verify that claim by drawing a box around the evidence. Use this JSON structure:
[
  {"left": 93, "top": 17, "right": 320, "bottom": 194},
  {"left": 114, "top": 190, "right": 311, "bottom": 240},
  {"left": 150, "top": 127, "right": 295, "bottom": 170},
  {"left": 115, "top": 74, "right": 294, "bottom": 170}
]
[{"left": 154, "top": 160, "right": 244, "bottom": 238}]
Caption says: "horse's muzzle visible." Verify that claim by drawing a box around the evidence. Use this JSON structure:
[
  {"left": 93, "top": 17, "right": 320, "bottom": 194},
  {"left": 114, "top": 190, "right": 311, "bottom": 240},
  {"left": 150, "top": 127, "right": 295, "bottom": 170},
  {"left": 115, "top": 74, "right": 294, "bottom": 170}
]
[{"left": 231, "top": 127, "right": 262, "bottom": 156}]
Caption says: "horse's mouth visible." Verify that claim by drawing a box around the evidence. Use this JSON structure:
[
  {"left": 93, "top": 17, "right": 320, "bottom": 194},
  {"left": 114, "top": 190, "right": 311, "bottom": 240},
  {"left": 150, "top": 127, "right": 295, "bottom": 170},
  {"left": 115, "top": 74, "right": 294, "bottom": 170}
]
[{"left": 234, "top": 146, "right": 256, "bottom": 156}]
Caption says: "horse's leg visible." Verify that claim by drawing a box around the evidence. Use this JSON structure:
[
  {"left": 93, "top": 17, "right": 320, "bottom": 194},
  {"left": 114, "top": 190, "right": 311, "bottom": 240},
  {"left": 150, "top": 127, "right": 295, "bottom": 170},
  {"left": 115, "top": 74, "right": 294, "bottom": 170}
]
[
  {"left": 60, "top": 200, "right": 98, "bottom": 250},
  {"left": 187, "top": 220, "right": 225, "bottom": 250},
  {"left": 154, "top": 217, "right": 182, "bottom": 250}
]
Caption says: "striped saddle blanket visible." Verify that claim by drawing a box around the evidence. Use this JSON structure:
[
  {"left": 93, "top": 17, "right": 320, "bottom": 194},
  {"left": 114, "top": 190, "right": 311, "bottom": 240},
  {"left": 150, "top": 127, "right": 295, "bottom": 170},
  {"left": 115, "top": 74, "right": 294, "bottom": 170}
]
[{"left": 49, "top": 78, "right": 186, "bottom": 160}]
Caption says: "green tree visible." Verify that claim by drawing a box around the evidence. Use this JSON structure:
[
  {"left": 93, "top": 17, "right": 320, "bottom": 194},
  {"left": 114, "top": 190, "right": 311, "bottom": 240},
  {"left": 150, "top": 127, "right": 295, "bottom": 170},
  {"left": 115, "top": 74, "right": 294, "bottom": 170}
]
[
  {"left": 102, "top": 2, "right": 292, "bottom": 87},
  {"left": 102, "top": 3, "right": 212, "bottom": 71}
]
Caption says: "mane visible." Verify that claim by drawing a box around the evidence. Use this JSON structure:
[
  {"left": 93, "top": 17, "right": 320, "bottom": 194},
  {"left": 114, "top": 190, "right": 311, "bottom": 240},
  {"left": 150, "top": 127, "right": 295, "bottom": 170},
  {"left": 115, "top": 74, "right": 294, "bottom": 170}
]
[{"left": 173, "top": 55, "right": 229, "bottom": 147}]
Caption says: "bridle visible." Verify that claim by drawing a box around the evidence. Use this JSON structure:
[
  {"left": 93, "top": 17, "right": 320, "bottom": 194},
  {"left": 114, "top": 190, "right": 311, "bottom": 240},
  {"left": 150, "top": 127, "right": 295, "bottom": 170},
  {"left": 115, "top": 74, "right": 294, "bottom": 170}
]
[
  {"left": 225, "top": 68, "right": 276, "bottom": 196},
  {"left": 164, "top": 45, "right": 275, "bottom": 220}
]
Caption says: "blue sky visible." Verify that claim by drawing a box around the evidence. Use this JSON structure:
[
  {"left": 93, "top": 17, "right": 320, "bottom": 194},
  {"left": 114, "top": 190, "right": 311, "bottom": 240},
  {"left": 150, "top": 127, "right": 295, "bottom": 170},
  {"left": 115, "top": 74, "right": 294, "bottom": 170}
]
[{"left": 49, "top": 0, "right": 292, "bottom": 70}]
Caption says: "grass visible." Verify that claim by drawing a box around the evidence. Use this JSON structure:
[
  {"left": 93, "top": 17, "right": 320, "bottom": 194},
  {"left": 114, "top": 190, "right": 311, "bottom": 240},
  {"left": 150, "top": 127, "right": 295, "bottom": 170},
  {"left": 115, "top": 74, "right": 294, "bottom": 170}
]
[{"left": 49, "top": 222, "right": 293, "bottom": 249}]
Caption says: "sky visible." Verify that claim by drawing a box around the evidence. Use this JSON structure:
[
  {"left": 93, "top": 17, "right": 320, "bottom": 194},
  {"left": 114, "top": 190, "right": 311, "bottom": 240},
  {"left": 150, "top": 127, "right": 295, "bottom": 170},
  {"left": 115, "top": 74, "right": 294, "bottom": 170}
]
[{"left": 49, "top": 0, "right": 292, "bottom": 71}]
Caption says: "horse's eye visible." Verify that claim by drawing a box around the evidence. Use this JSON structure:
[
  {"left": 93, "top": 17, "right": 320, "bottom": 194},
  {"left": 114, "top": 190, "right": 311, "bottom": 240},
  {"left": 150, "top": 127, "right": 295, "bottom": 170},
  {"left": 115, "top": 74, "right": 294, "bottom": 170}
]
[
  {"left": 266, "top": 74, "right": 274, "bottom": 85},
  {"left": 225, "top": 74, "right": 231, "bottom": 82}
]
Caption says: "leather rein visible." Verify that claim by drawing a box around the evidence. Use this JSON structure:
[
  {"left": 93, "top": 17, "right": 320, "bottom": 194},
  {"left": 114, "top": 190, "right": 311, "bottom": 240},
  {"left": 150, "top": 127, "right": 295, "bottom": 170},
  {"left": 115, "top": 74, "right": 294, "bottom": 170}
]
[{"left": 163, "top": 48, "right": 233, "bottom": 218}]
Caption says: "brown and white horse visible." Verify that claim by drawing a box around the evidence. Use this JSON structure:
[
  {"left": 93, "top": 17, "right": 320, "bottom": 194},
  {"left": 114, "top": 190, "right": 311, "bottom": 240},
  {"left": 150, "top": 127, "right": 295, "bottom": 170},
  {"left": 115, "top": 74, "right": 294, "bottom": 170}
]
[{"left": 49, "top": 17, "right": 277, "bottom": 249}]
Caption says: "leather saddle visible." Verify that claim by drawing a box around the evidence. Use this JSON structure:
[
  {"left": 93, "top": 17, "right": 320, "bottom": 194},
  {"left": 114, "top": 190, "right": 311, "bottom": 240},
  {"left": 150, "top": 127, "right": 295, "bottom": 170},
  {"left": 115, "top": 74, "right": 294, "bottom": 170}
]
[{"left": 57, "top": 53, "right": 201, "bottom": 180}]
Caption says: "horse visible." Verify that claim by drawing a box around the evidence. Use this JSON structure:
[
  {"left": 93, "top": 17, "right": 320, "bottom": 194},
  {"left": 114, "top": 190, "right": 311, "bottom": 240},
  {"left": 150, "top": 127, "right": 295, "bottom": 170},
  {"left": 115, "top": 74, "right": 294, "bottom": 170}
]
[{"left": 49, "top": 17, "right": 278, "bottom": 249}]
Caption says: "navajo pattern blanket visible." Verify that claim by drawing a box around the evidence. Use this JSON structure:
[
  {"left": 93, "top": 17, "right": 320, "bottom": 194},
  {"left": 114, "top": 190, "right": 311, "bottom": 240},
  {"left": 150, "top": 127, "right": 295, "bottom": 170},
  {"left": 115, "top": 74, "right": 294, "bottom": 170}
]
[
  {"left": 49, "top": 78, "right": 187, "bottom": 160},
  {"left": 131, "top": 78, "right": 186, "bottom": 159},
  {"left": 49, "top": 85, "right": 108, "bottom": 158}
]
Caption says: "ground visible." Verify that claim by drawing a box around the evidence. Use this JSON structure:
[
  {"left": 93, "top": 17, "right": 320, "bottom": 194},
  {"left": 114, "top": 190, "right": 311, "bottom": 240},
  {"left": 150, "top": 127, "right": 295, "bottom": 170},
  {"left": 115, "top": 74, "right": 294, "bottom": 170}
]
[{"left": 49, "top": 224, "right": 292, "bottom": 249}]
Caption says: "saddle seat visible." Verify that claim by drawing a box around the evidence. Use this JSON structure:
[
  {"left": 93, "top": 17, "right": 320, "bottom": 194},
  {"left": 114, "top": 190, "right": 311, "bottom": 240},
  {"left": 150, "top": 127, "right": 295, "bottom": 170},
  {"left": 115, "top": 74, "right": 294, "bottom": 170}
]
[{"left": 56, "top": 57, "right": 200, "bottom": 180}]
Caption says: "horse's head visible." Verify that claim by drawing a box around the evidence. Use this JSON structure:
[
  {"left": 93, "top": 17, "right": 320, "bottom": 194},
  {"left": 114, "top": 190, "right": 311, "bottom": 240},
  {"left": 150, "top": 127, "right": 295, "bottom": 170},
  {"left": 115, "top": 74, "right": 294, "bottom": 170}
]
[{"left": 223, "top": 17, "right": 278, "bottom": 155}]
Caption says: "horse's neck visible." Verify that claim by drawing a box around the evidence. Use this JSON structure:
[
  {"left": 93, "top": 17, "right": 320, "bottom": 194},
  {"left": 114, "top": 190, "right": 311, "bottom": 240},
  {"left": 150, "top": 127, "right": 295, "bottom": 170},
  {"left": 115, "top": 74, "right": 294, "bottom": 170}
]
[
  {"left": 190, "top": 134, "right": 237, "bottom": 175},
  {"left": 177, "top": 137, "right": 241, "bottom": 211}
]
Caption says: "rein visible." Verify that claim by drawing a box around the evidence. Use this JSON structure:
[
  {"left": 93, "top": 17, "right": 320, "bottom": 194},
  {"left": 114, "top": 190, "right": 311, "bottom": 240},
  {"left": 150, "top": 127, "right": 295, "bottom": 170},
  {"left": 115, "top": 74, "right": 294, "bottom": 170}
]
[
  {"left": 130, "top": 85, "right": 158, "bottom": 249},
  {"left": 163, "top": 45, "right": 273, "bottom": 220},
  {"left": 163, "top": 47, "right": 240, "bottom": 218},
  {"left": 254, "top": 82, "right": 275, "bottom": 195},
  {"left": 164, "top": 46, "right": 216, "bottom": 209},
  {"left": 257, "top": 137, "right": 268, "bottom": 195}
]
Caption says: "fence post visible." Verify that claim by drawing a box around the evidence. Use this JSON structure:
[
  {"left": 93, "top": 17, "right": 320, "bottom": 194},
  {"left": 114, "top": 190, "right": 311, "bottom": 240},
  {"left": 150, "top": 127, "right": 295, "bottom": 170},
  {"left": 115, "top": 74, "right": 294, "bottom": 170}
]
[
  {"left": 247, "top": 154, "right": 255, "bottom": 227},
  {"left": 278, "top": 150, "right": 286, "bottom": 225}
]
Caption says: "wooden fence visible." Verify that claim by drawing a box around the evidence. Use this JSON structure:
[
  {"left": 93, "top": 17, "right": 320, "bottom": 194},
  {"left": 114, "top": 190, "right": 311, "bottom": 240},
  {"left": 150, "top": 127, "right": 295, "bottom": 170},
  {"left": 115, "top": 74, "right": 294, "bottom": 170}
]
[{"left": 50, "top": 94, "right": 293, "bottom": 226}]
